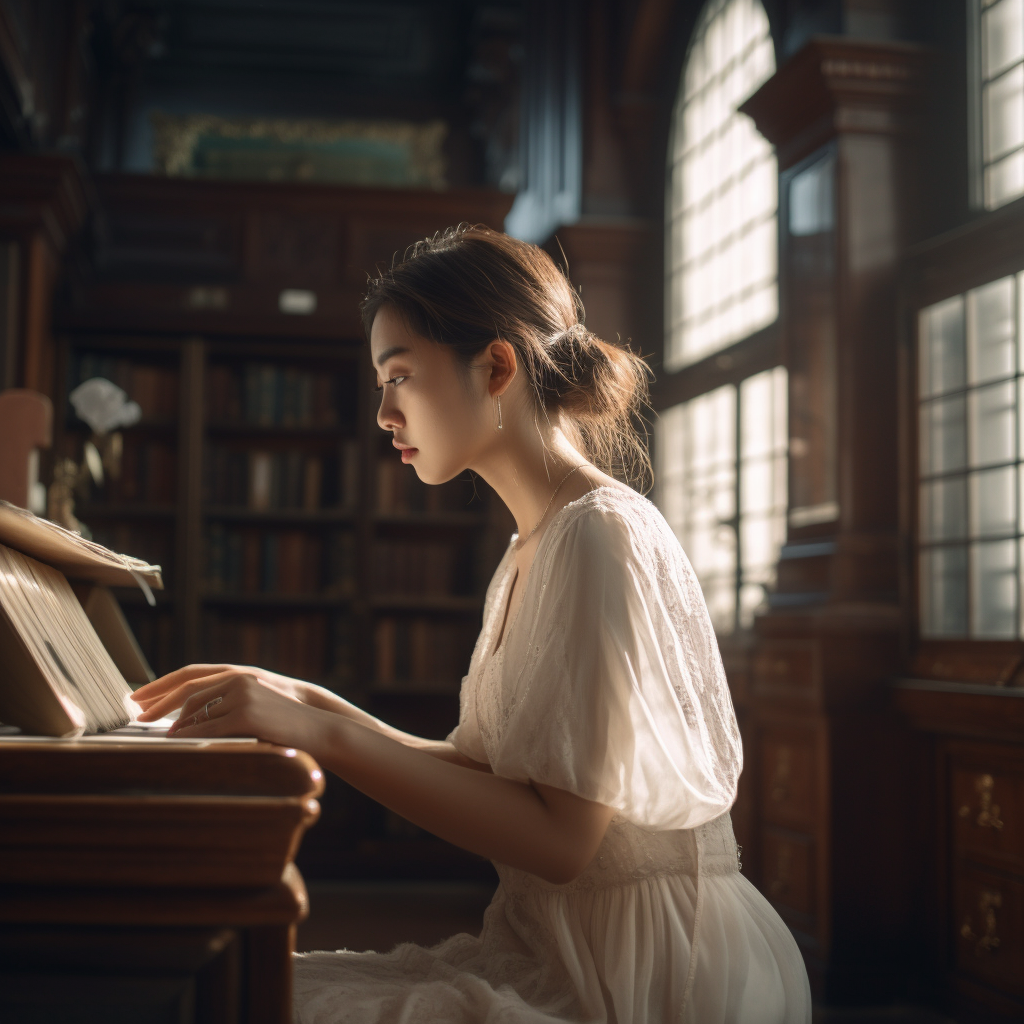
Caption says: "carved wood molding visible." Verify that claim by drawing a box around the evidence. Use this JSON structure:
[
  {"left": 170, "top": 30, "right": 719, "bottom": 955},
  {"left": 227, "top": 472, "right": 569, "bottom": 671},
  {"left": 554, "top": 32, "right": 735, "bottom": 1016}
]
[{"left": 739, "top": 37, "right": 931, "bottom": 171}]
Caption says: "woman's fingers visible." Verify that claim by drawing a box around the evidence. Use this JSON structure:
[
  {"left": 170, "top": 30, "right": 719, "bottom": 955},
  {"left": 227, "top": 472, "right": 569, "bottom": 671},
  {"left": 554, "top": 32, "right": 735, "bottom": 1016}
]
[
  {"left": 131, "top": 664, "right": 235, "bottom": 703},
  {"left": 167, "top": 682, "right": 234, "bottom": 736},
  {"left": 135, "top": 669, "right": 241, "bottom": 721}
]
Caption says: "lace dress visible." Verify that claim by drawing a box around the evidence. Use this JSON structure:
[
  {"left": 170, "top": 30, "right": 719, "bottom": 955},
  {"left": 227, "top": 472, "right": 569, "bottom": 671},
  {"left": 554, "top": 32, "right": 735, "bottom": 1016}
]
[{"left": 293, "top": 485, "right": 812, "bottom": 1023}]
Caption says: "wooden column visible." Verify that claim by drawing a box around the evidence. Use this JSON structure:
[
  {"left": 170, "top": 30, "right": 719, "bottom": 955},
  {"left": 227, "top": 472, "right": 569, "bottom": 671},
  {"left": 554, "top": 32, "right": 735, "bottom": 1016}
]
[
  {"left": 0, "top": 154, "right": 90, "bottom": 396},
  {"left": 736, "top": 39, "right": 930, "bottom": 1000}
]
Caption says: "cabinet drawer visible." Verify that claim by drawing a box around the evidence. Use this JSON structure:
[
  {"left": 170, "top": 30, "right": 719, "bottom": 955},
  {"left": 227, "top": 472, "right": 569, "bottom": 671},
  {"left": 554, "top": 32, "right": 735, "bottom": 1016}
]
[
  {"left": 762, "top": 826, "right": 816, "bottom": 921},
  {"left": 752, "top": 641, "right": 820, "bottom": 704},
  {"left": 760, "top": 728, "right": 819, "bottom": 831},
  {"left": 952, "top": 762, "right": 1024, "bottom": 876},
  {"left": 955, "top": 864, "right": 1024, "bottom": 998}
]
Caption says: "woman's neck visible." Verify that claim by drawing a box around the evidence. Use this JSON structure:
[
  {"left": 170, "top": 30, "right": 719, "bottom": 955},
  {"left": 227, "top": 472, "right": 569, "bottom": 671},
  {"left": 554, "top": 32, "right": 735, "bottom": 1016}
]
[{"left": 470, "top": 413, "right": 591, "bottom": 546}]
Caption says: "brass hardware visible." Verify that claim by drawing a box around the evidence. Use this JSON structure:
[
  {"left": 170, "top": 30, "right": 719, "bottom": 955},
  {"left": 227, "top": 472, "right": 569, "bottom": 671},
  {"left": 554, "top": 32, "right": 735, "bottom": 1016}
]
[
  {"left": 975, "top": 775, "right": 1004, "bottom": 830},
  {"left": 961, "top": 889, "right": 1002, "bottom": 956},
  {"left": 770, "top": 746, "right": 792, "bottom": 804}
]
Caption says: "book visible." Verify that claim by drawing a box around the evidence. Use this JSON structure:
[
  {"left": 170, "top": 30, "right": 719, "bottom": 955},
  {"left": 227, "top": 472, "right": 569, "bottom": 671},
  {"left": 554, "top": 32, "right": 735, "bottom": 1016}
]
[{"left": 0, "top": 501, "right": 164, "bottom": 736}]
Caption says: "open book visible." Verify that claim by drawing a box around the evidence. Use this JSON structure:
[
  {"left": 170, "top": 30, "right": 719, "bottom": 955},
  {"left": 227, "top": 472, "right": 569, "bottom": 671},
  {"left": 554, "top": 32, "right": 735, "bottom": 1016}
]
[{"left": 0, "top": 501, "right": 163, "bottom": 737}]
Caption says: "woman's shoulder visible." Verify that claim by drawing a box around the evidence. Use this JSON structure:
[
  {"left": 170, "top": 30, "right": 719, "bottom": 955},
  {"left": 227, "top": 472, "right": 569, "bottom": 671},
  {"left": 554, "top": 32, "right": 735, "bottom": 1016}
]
[
  {"left": 549, "top": 484, "right": 683, "bottom": 567},
  {"left": 556, "top": 483, "right": 671, "bottom": 537}
]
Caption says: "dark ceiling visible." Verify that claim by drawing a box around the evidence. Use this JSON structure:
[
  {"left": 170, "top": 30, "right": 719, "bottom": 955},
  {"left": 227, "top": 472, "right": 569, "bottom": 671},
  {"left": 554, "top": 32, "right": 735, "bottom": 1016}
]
[{"left": 92, "top": 0, "right": 524, "bottom": 184}]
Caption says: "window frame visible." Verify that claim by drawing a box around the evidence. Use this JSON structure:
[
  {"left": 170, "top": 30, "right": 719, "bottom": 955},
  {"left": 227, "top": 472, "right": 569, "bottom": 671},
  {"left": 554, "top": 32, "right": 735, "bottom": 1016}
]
[
  {"left": 968, "top": 0, "right": 1024, "bottom": 211},
  {"left": 901, "top": 195, "right": 1024, "bottom": 681},
  {"left": 654, "top": 0, "right": 783, "bottom": 638}
]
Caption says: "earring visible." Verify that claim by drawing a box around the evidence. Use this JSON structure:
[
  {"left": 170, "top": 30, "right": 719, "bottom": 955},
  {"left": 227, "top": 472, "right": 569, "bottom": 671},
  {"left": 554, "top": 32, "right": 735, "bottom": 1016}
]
[{"left": 496, "top": 395, "right": 503, "bottom": 431}]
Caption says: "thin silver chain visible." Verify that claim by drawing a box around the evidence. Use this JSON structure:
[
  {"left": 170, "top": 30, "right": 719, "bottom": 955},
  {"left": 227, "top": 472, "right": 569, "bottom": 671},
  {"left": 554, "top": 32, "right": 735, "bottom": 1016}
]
[{"left": 514, "top": 464, "right": 586, "bottom": 551}]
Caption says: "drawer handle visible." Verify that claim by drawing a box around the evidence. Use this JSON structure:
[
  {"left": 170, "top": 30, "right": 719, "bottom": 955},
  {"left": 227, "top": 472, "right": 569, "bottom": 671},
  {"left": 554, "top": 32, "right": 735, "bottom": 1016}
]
[
  {"left": 958, "top": 774, "right": 1004, "bottom": 831},
  {"left": 960, "top": 889, "right": 1002, "bottom": 957}
]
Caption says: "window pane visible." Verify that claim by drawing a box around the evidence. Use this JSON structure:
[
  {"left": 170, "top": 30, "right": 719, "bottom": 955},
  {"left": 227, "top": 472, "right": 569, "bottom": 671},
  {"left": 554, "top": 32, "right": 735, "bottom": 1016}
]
[
  {"left": 983, "top": 0, "right": 1024, "bottom": 79},
  {"left": 920, "top": 478, "right": 967, "bottom": 542},
  {"left": 920, "top": 295, "right": 965, "bottom": 397},
  {"left": 968, "top": 276, "right": 1016, "bottom": 384},
  {"left": 656, "top": 384, "right": 737, "bottom": 634},
  {"left": 968, "top": 379, "right": 1016, "bottom": 466},
  {"left": 666, "top": 0, "right": 777, "bottom": 369},
  {"left": 970, "top": 466, "right": 1017, "bottom": 536},
  {"left": 920, "top": 395, "right": 967, "bottom": 475},
  {"left": 983, "top": 64, "right": 1024, "bottom": 163},
  {"left": 971, "top": 539, "right": 1018, "bottom": 636},
  {"left": 985, "top": 148, "right": 1024, "bottom": 207},
  {"left": 920, "top": 546, "right": 968, "bottom": 637}
]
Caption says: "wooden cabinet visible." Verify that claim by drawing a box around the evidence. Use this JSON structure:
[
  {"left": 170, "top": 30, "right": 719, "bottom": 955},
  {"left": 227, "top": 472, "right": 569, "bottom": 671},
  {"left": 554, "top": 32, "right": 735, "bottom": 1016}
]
[
  {"left": 896, "top": 685, "right": 1024, "bottom": 1019},
  {"left": 0, "top": 740, "right": 322, "bottom": 1024}
]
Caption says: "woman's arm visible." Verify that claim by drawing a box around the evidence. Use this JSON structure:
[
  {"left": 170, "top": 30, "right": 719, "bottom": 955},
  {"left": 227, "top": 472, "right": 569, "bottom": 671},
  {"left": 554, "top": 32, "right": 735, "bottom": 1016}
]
[
  {"left": 156, "top": 670, "right": 615, "bottom": 884},
  {"left": 131, "top": 665, "right": 491, "bottom": 771}
]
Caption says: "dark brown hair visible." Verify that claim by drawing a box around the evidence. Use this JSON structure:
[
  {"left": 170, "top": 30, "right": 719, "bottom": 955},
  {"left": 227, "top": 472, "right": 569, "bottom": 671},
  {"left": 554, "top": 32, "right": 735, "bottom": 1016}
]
[{"left": 361, "top": 224, "right": 653, "bottom": 492}]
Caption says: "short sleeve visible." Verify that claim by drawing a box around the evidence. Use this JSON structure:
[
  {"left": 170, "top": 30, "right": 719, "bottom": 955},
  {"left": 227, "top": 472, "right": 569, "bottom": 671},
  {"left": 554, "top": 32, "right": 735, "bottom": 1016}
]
[
  {"left": 490, "top": 499, "right": 742, "bottom": 832},
  {"left": 448, "top": 673, "right": 488, "bottom": 764}
]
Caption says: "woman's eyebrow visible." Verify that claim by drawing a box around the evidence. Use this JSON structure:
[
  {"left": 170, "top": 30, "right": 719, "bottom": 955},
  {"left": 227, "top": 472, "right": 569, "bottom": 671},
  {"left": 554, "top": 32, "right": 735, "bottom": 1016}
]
[{"left": 373, "top": 345, "right": 411, "bottom": 370}]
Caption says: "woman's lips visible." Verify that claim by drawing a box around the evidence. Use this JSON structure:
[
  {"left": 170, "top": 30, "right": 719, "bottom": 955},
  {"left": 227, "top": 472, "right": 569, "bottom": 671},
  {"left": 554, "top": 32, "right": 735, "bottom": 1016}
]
[{"left": 393, "top": 440, "right": 418, "bottom": 462}]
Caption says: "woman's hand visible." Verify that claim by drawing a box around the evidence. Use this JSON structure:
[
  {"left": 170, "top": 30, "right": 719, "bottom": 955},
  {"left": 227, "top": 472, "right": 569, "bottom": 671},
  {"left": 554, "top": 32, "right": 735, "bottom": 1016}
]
[
  {"left": 132, "top": 663, "right": 309, "bottom": 722},
  {"left": 156, "top": 667, "right": 318, "bottom": 746}
]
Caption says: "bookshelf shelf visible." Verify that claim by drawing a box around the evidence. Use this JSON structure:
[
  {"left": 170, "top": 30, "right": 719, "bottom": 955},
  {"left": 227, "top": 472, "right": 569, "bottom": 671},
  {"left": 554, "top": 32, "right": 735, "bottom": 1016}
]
[
  {"left": 113, "top": 588, "right": 175, "bottom": 606},
  {"left": 79, "top": 504, "right": 178, "bottom": 520},
  {"left": 206, "top": 425, "right": 356, "bottom": 439},
  {"left": 370, "top": 595, "right": 484, "bottom": 613},
  {"left": 202, "top": 592, "right": 352, "bottom": 608},
  {"left": 373, "top": 512, "right": 489, "bottom": 529},
  {"left": 204, "top": 507, "right": 356, "bottom": 525}
]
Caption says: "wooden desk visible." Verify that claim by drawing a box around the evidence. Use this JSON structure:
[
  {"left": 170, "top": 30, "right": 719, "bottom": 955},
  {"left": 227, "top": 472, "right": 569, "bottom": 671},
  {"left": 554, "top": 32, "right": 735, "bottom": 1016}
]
[{"left": 0, "top": 740, "right": 323, "bottom": 1024}]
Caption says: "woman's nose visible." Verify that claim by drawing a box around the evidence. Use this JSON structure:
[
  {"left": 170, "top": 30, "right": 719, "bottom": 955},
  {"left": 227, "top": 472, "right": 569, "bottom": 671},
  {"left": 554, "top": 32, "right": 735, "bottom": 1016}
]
[{"left": 377, "top": 391, "right": 403, "bottom": 432}]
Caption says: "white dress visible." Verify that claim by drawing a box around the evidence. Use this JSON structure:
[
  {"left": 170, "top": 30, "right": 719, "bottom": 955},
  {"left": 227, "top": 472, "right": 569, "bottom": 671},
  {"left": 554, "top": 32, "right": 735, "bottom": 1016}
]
[{"left": 293, "top": 485, "right": 812, "bottom": 1023}]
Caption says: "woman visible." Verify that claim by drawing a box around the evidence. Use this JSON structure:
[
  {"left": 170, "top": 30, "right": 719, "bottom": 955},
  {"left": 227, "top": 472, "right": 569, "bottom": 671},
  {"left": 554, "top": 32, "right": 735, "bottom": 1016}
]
[{"left": 133, "top": 225, "right": 812, "bottom": 1023}]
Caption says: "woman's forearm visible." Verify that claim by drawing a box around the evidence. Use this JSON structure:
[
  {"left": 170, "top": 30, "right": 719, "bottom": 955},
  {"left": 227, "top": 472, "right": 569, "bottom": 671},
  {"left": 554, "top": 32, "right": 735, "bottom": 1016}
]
[
  {"left": 291, "top": 677, "right": 490, "bottom": 771},
  {"left": 298, "top": 709, "right": 606, "bottom": 883}
]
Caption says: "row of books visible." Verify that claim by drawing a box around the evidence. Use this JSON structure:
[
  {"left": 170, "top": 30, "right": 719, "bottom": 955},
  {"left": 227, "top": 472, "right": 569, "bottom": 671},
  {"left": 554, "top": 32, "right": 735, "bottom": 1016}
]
[
  {"left": 206, "top": 363, "right": 349, "bottom": 428},
  {"left": 105, "top": 439, "right": 177, "bottom": 505},
  {"left": 205, "top": 526, "right": 357, "bottom": 595},
  {"left": 376, "top": 458, "right": 479, "bottom": 515},
  {"left": 373, "top": 616, "right": 476, "bottom": 690},
  {"left": 203, "top": 442, "right": 359, "bottom": 512},
  {"left": 202, "top": 611, "right": 356, "bottom": 685},
  {"left": 71, "top": 354, "right": 179, "bottom": 423},
  {"left": 372, "top": 539, "right": 473, "bottom": 597}
]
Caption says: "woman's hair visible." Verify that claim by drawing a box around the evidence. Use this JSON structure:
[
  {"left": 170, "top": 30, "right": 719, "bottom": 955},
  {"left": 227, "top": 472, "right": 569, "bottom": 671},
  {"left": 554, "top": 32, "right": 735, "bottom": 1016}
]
[{"left": 361, "top": 224, "right": 654, "bottom": 492}]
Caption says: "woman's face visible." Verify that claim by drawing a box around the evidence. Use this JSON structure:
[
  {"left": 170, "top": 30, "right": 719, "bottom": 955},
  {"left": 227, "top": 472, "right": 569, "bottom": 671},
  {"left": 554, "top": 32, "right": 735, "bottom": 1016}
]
[{"left": 371, "top": 306, "right": 492, "bottom": 485}]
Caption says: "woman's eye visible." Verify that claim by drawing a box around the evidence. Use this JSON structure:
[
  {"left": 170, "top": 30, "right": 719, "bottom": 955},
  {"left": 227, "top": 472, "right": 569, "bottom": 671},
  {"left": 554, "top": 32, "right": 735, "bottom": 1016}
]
[{"left": 374, "top": 376, "right": 406, "bottom": 392}]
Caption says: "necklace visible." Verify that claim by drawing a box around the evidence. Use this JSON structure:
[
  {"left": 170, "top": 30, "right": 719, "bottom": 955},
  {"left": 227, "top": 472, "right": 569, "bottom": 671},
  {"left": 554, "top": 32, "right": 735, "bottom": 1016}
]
[{"left": 514, "top": 464, "right": 586, "bottom": 551}]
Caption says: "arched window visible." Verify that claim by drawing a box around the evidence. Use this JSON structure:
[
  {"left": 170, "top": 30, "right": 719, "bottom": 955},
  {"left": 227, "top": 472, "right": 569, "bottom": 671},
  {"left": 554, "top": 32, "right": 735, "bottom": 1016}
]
[
  {"left": 665, "top": 0, "right": 777, "bottom": 370},
  {"left": 972, "top": 0, "right": 1024, "bottom": 209},
  {"left": 656, "top": 0, "right": 785, "bottom": 636}
]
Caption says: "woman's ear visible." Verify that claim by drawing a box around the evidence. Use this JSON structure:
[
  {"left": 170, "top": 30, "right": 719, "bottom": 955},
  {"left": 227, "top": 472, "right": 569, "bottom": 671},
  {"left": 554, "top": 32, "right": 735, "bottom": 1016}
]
[{"left": 487, "top": 339, "right": 518, "bottom": 398}]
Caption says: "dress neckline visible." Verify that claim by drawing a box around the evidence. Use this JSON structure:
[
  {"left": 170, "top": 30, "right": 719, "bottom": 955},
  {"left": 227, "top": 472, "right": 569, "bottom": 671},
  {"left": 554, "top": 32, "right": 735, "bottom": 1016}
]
[{"left": 487, "top": 484, "right": 630, "bottom": 661}]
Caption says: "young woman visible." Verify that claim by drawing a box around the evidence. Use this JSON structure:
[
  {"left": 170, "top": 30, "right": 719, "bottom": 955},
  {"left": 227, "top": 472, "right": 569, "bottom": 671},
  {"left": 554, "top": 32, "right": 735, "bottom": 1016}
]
[{"left": 133, "top": 226, "right": 812, "bottom": 1023}]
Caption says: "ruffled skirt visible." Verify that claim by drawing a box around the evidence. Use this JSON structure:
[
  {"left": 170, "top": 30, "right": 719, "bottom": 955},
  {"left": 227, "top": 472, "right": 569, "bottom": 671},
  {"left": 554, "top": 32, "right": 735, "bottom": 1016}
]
[{"left": 292, "top": 867, "right": 811, "bottom": 1023}]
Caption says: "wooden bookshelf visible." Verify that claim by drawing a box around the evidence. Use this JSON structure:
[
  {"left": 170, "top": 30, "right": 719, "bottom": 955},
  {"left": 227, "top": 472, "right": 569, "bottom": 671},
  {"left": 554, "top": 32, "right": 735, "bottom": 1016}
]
[{"left": 52, "top": 174, "right": 514, "bottom": 881}]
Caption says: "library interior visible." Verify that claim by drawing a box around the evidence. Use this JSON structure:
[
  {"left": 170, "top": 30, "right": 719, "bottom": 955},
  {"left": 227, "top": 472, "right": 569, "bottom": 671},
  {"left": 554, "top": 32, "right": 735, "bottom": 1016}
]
[{"left": 0, "top": 1, "right": 1023, "bottom": 1022}]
